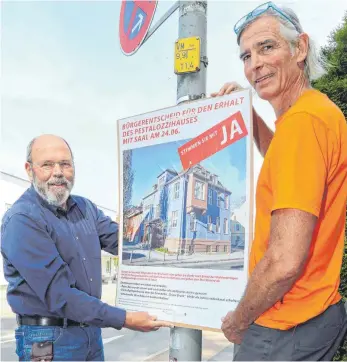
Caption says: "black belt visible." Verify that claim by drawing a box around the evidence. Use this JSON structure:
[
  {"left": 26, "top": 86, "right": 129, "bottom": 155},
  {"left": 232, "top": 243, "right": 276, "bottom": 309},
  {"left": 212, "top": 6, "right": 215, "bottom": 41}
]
[{"left": 17, "top": 315, "right": 89, "bottom": 328}]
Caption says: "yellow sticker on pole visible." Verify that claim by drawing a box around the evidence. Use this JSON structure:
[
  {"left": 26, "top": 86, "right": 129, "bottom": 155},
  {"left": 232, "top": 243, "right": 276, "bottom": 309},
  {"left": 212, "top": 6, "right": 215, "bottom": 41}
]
[{"left": 174, "top": 37, "right": 201, "bottom": 74}]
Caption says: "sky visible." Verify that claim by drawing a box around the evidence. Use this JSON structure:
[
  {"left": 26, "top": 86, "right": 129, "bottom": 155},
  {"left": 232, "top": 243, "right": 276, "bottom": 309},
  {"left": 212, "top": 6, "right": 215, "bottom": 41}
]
[
  {"left": 130, "top": 136, "right": 246, "bottom": 206},
  {"left": 1, "top": 0, "right": 346, "bottom": 211}
]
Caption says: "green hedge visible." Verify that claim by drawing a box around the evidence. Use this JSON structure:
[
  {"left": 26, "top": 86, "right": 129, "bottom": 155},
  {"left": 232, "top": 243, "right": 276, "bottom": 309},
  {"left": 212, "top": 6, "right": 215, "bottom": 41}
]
[{"left": 311, "top": 12, "right": 347, "bottom": 360}]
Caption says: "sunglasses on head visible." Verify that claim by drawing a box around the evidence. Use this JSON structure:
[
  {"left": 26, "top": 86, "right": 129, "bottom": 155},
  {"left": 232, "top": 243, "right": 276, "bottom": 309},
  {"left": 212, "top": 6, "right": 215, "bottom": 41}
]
[{"left": 234, "top": 1, "right": 299, "bottom": 35}]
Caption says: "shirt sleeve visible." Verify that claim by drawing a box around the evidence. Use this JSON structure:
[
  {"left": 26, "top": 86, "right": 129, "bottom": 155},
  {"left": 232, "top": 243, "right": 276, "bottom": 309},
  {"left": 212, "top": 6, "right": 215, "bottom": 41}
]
[
  {"left": 270, "top": 113, "right": 331, "bottom": 217},
  {"left": 1, "top": 213, "right": 126, "bottom": 329}
]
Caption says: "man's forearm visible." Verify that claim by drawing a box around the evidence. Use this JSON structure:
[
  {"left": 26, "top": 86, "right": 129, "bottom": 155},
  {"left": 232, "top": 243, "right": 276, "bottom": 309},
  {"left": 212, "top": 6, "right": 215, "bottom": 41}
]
[
  {"left": 233, "top": 255, "right": 298, "bottom": 328},
  {"left": 253, "top": 109, "right": 274, "bottom": 157}
]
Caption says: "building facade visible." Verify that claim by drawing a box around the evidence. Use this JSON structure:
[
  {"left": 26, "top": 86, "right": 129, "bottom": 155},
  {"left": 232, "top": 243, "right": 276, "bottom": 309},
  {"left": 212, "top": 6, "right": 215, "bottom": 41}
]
[
  {"left": 126, "top": 164, "right": 234, "bottom": 254},
  {"left": 230, "top": 213, "right": 245, "bottom": 249}
]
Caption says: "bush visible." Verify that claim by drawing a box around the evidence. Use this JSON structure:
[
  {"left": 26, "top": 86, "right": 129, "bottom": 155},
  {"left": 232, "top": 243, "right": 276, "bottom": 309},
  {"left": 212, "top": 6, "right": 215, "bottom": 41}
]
[{"left": 312, "top": 12, "right": 347, "bottom": 361}]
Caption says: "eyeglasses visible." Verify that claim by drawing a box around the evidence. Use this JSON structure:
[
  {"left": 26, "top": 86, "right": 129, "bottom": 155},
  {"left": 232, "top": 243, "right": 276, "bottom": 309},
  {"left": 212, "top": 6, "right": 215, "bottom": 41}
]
[
  {"left": 29, "top": 161, "right": 73, "bottom": 172},
  {"left": 234, "top": 1, "right": 298, "bottom": 35}
]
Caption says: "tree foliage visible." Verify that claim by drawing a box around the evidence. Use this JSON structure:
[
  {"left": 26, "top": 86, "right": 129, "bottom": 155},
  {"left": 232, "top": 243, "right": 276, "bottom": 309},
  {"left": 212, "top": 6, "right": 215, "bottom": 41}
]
[
  {"left": 123, "top": 150, "right": 134, "bottom": 212},
  {"left": 312, "top": 12, "right": 347, "bottom": 361}
]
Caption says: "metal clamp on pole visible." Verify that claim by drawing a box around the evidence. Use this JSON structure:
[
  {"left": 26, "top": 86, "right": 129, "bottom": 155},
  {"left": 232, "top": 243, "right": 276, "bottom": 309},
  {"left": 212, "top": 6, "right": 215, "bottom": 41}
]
[{"left": 176, "top": 94, "right": 206, "bottom": 105}]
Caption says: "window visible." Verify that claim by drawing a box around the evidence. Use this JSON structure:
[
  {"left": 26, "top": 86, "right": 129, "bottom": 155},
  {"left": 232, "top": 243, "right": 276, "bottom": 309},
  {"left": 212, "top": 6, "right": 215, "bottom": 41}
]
[
  {"left": 223, "top": 218, "right": 229, "bottom": 234},
  {"left": 206, "top": 245, "right": 212, "bottom": 253},
  {"left": 236, "top": 224, "right": 240, "bottom": 231},
  {"left": 218, "top": 193, "right": 224, "bottom": 208},
  {"left": 106, "top": 260, "right": 111, "bottom": 273},
  {"left": 207, "top": 215, "right": 212, "bottom": 231},
  {"left": 171, "top": 211, "right": 178, "bottom": 228},
  {"left": 155, "top": 205, "right": 160, "bottom": 218},
  {"left": 190, "top": 213, "right": 196, "bottom": 231},
  {"left": 216, "top": 217, "right": 220, "bottom": 233},
  {"left": 225, "top": 195, "right": 229, "bottom": 209},
  {"left": 216, "top": 245, "right": 219, "bottom": 252},
  {"left": 208, "top": 189, "right": 213, "bottom": 204},
  {"left": 224, "top": 245, "right": 228, "bottom": 252},
  {"left": 159, "top": 175, "right": 165, "bottom": 184},
  {"left": 194, "top": 181, "right": 205, "bottom": 200},
  {"left": 174, "top": 182, "right": 180, "bottom": 199}
]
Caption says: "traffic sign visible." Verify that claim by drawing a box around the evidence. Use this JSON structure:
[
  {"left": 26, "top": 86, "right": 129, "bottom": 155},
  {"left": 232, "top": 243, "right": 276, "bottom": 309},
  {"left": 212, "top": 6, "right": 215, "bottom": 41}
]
[
  {"left": 119, "top": 0, "right": 158, "bottom": 56},
  {"left": 174, "top": 36, "right": 201, "bottom": 74}
]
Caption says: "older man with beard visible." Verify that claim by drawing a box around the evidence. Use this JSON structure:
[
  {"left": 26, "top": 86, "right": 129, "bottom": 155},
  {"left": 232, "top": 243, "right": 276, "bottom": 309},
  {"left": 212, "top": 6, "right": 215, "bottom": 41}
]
[
  {"left": 212, "top": 2, "right": 347, "bottom": 361},
  {"left": 1, "top": 134, "right": 171, "bottom": 362}
]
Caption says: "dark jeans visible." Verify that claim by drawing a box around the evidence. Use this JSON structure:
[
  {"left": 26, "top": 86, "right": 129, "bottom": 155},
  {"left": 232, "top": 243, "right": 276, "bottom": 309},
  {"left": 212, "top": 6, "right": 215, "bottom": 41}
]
[
  {"left": 15, "top": 324, "right": 104, "bottom": 361},
  {"left": 235, "top": 300, "right": 347, "bottom": 361}
]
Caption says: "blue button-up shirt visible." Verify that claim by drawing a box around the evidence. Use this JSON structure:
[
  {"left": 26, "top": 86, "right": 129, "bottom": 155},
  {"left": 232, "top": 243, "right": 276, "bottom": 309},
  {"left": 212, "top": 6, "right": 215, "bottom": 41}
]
[{"left": 1, "top": 186, "right": 126, "bottom": 329}]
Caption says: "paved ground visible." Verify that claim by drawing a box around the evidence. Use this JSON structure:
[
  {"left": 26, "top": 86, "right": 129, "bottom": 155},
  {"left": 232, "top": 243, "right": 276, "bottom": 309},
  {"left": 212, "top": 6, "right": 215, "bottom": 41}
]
[
  {"left": 123, "top": 249, "right": 245, "bottom": 270},
  {"left": 1, "top": 284, "right": 234, "bottom": 361}
]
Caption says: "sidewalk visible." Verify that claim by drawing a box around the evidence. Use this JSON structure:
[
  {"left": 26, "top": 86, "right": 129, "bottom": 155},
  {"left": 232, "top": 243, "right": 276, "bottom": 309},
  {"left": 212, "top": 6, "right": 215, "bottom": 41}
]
[
  {"left": 125, "top": 250, "right": 244, "bottom": 267},
  {"left": 146, "top": 330, "right": 234, "bottom": 361}
]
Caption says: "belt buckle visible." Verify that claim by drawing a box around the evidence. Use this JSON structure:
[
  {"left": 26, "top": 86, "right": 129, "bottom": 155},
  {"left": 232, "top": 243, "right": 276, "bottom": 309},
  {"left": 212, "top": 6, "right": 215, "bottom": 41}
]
[{"left": 79, "top": 322, "right": 88, "bottom": 328}]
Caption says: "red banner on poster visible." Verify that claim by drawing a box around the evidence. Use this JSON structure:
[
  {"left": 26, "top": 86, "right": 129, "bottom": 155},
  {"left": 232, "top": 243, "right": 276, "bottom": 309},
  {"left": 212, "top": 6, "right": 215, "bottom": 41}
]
[{"left": 178, "top": 111, "right": 248, "bottom": 170}]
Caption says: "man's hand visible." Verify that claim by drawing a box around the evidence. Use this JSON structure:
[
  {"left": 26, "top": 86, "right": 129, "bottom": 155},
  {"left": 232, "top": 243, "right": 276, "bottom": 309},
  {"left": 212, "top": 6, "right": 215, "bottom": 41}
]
[
  {"left": 124, "top": 311, "right": 173, "bottom": 332},
  {"left": 211, "top": 82, "right": 244, "bottom": 97},
  {"left": 221, "top": 311, "right": 248, "bottom": 345}
]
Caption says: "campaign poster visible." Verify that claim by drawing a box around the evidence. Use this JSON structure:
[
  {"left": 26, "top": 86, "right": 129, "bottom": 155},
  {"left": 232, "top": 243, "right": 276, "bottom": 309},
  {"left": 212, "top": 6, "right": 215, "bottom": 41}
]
[{"left": 116, "top": 89, "right": 253, "bottom": 330}]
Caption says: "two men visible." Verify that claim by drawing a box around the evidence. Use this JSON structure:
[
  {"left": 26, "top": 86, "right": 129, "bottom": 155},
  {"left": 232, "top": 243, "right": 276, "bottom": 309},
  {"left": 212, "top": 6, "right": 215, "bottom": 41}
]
[
  {"left": 1, "top": 134, "right": 171, "bottom": 361},
  {"left": 2, "top": 2, "right": 347, "bottom": 362},
  {"left": 213, "top": 2, "right": 347, "bottom": 360}
]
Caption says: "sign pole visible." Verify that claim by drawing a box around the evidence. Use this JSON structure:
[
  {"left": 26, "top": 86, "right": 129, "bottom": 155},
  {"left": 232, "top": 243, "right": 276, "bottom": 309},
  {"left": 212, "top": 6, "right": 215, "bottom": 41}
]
[
  {"left": 175, "top": 0, "right": 208, "bottom": 104},
  {"left": 169, "top": 1, "right": 207, "bottom": 361}
]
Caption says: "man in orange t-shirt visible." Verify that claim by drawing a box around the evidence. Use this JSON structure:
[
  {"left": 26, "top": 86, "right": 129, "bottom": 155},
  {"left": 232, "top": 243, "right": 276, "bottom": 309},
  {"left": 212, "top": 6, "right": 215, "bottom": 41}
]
[{"left": 212, "top": 2, "right": 347, "bottom": 361}]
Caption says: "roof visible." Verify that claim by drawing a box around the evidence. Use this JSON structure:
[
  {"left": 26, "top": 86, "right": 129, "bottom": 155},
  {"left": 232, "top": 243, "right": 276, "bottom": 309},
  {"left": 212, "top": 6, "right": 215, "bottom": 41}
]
[
  {"left": 157, "top": 169, "right": 178, "bottom": 178},
  {"left": 141, "top": 163, "right": 232, "bottom": 201}
]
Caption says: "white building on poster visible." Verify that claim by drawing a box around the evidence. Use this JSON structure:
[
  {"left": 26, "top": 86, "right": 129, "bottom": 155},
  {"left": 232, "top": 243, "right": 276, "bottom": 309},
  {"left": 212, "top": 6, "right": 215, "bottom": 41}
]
[{"left": 0, "top": 171, "right": 119, "bottom": 286}]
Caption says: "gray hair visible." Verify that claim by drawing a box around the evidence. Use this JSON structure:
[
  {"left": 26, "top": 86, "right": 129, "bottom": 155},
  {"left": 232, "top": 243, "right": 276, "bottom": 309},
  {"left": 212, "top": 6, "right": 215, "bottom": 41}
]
[
  {"left": 237, "top": 6, "right": 327, "bottom": 81},
  {"left": 26, "top": 136, "right": 74, "bottom": 163}
]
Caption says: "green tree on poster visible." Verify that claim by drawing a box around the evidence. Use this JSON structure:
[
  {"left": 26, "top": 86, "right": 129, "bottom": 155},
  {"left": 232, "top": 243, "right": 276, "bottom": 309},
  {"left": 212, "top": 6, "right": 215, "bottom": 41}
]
[{"left": 312, "top": 12, "right": 347, "bottom": 361}]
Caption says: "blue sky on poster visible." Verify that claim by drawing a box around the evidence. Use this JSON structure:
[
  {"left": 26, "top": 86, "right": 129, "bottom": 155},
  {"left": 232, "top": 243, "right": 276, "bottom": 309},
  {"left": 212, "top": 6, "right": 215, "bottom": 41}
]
[
  {"left": 1, "top": 0, "right": 346, "bottom": 211},
  {"left": 131, "top": 137, "right": 246, "bottom": 207}
]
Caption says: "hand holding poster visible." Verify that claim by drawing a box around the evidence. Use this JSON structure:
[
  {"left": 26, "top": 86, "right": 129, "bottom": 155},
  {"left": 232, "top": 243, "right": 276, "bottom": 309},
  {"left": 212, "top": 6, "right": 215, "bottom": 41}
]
[{"left": 117, "top": 89, "right": 253, "bottom": 330}]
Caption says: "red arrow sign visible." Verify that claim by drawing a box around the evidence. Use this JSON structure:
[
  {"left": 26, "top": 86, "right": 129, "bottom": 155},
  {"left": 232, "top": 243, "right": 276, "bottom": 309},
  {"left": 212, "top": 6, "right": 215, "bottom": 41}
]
[
  {"left": 119, "top": 0, "right": 157, "bottom": 55},
  {"left": 178, "top": 111, "right": 248, "bottom": 170}
]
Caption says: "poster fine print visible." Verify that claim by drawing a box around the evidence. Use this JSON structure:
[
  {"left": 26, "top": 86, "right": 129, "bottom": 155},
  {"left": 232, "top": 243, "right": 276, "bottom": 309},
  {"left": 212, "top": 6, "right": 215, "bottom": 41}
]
[{"left": 116, "top": 89, "right": 253, "bottom": 330}]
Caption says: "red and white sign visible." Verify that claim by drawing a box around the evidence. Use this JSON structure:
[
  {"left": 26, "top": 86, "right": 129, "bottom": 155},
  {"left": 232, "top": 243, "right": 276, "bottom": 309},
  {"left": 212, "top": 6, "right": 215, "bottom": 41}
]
[
  {"left": 119, "top": 0, "right": 157, "bottom": 55},
  {"left": 178, "top": 111, "right": 248, "bottom": 170}
]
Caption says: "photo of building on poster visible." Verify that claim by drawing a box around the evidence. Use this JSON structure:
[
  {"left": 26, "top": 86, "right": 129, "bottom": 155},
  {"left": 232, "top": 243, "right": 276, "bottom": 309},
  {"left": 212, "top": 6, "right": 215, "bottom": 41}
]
[{"left": 122, "top": 136, "right": 247, "bottom": 271}]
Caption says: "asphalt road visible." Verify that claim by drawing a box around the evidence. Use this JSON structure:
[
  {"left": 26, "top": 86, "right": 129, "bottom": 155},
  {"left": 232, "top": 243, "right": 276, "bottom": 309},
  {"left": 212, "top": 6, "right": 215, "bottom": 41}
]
[{"left": 1, "top": 317, "right": 170, "bottom": 361}]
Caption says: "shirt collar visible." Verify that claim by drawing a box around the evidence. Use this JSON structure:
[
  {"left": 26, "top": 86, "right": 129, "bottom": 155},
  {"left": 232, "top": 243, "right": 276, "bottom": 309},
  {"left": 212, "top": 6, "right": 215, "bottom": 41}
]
[{"left": 29, "top": 185, "right": 77, "bottom": 217}]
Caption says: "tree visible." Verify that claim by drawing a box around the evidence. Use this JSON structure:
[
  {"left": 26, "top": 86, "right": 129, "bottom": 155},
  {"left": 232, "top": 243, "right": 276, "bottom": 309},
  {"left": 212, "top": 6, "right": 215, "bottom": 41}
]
[
  {"left": 123, "top": 149, "right": 134, "bottom": 212},
  {"left": 312, "top": 13, "right": 347, "bottom": 117},
  {"left": 312, "top": 12, "right": 347, "bottom": 361},
  {"left": 123, "top": 150, "right": 135, "bottom": 239}
]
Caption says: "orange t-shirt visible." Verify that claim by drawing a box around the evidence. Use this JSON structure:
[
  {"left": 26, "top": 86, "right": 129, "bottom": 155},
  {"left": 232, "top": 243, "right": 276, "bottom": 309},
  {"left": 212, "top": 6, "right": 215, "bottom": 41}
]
[{"left": 250, "top": 89, "right": 347, "bottom": 330}]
